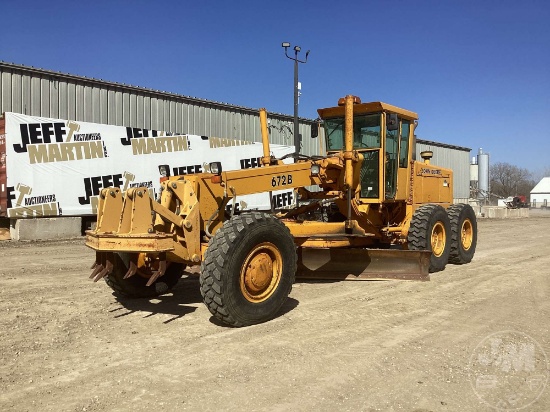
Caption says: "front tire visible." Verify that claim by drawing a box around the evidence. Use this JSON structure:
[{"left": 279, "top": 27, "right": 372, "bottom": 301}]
[
  {"left": 103, "top": 252, "right": 184, "bottom": 298},
  {"left": 408, "top": 204, "right": 451, "bottom": 273},
  {"left": 447, "top": 203, "right": 477, "bottom": 264},
  {"left": 200, "top": 212, "right": 297, "bottom": 327}
]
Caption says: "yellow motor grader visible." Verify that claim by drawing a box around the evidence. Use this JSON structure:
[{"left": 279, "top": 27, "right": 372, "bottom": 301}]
[{"left": 85, "top": 95, "right": 477, "bottom": 327}]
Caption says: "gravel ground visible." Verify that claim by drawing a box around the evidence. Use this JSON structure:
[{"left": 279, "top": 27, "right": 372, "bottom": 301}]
[{"left": 0, "top": 211, "right": 549, "bottom": 411}]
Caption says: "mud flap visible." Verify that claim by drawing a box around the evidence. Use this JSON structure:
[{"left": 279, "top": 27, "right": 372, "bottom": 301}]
[{"left": 297, "top": 248, "right": 431, "bottom": 281}]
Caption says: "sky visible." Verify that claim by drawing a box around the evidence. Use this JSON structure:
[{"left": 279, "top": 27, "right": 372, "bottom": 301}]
[{"left": 1, "top": 0, "right": 549, "bottom": 174}]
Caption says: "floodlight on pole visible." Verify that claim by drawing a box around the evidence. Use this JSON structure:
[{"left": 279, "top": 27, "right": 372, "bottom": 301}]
[{"left": 282, "top": 42, "right": 310, "bottom": 154}]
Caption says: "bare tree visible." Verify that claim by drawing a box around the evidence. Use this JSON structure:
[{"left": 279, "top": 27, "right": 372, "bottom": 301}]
[
  {"left": 490, "top": 162, "right": 535, "bottom": 198},
  {"left": 531, "top": 166, "right": 550, "bottom": 183}
]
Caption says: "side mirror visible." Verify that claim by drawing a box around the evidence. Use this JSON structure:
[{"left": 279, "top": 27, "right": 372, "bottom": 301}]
[
  {"left": 387, "top": 113, "right": 399, "bottom": 131},
  {"left": 311, "top": 122, "right": 319, "bottom": 138}
]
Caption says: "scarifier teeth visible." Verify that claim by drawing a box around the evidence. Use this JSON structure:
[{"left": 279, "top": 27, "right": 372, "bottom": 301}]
[
  {"left": 93, "top": 259, "right": 113, "bottom": 282},
  {"left": 91, "top": 261, "right": 98, "bottom": 269},
  {"left": 124, "top": 261, "right": 138, "bottom": 279},
  {"left": 90, "top": 264, "right": 104, "bottom": 279},
  {"left": 146, "top": 259, "right": 166, "bottom": 287}
]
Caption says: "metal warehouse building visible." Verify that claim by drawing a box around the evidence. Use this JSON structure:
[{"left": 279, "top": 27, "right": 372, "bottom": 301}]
[
  {"left": 1, "top": 61, "right": 470, "bottom": 202},
  {"left": 0, "top": 61, "right": 318, "bottom": 156}
]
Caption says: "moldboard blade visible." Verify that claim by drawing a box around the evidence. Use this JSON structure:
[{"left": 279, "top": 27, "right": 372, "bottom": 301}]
[{"left": 296, "top": 248, "right": 430, "bottom": 281}]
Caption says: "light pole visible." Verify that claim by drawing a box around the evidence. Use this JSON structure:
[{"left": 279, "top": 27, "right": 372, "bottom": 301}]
[{"left": 282, "top": 42, "right": 309, "bottom": 153}]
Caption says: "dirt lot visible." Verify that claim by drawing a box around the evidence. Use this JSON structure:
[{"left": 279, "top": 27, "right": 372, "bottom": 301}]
[{"left": 0, "top": 211, "right": 549, "bottom": 411}]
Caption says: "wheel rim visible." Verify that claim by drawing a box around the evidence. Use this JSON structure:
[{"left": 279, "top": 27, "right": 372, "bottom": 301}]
[
  {"left": 431, "top": 222, "right": 446, "bottom": 257},
  {"left": 460, "top": 218, "right": 474, "bottom": 251},
  {"left": 240, "top": 242, "right": 283, "bottom": 303}
]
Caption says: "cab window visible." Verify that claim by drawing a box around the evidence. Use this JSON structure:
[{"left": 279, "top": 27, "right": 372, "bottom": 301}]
[
  {"left": 324, "top": 114, "right": 381, "bottom": 151},
  {"left": 385, "top": 123, "right": 399, "bottom": 199},
  {"left": 399, "top": 120, "right": 410, "bottom": 168}
]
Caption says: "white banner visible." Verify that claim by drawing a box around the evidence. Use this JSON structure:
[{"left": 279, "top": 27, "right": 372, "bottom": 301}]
[{"left": 3, "top": 112, "right": 295, "bottom": 218}]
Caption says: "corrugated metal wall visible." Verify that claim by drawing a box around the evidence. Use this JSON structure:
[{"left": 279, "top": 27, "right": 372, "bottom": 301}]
[
  {"left": 0, "top": 62, "right": 320, "bottom": 156},
  {"left": 416, "top": 139, "right": 471, "bottom": 202}
]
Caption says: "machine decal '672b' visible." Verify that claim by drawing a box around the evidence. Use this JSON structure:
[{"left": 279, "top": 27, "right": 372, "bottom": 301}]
[{"left": 271, "top": 174, "right": 293, "bottom": 187}]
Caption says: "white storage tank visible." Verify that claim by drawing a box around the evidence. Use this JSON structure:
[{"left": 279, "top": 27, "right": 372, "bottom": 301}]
[{"left": 477, "top": 148, "right": 489, "bottom": 203}]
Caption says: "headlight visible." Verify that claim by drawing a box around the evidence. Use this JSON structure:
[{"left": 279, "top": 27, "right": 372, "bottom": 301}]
[
  {"left": 311, "top": 164, "right": 320, "bottom": 176},
  {"left": 210, "top": 161, "right": 222, "bottom": 175},
  {"left": 158, "top": 164, "right": 169, "bottom": 177}
]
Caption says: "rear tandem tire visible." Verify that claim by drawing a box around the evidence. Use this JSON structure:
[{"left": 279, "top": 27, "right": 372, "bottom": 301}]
[
  {"left": 200, "top": 212, "right": 297, "bottom": 327},
  {"left": 408, "top": 204, "right": 451, "bottom": 273},
  {"left": 104, "top": 252, "right": 184, "bottom": 298},
  {"left": 447, "top": 203, "right": 477, "bottom": 264}
]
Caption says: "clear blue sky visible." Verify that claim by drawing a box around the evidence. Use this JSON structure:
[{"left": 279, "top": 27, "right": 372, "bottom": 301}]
[{"left": 2, "top": 0, "right": 549, "bottom": 173}]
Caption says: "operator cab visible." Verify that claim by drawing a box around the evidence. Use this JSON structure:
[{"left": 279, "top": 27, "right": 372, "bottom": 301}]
[{"left": 317, "top": 96, "right": 418, "bottom": 202}]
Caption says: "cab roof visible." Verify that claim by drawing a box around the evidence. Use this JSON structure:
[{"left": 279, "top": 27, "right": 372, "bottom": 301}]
[{"left": 317, "top": 101, "right": 418, "bottom": 121}]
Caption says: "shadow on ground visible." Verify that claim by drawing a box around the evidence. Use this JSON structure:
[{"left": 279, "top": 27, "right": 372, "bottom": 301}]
[
  {"left": 109, "top": 275, "right": 202, "bottom": 324},
  {"left": 111, "top": 272, "right": 304, "bottom": 326},
  {"left": 208, "top": 297, "right": 300, "bottom": 328}
]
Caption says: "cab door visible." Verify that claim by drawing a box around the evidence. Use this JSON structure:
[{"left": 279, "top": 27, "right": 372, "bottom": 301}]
[
  {"left": 354, "top": 114, "right": 382, "bottom": 201},
  {"left": 385, "top": 115, "right": 412, "bottom": 201}
]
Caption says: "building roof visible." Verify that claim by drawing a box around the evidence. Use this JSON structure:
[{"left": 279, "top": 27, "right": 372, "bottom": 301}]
[
  {"left": 0, "top": 61, "right": 314, "bottom": 124},
  {"left": 531, "top": 177, "right": 550, "bottom": 194},
  {"left": 416, "top": 138, "right": 471, "bottom": 152}
]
